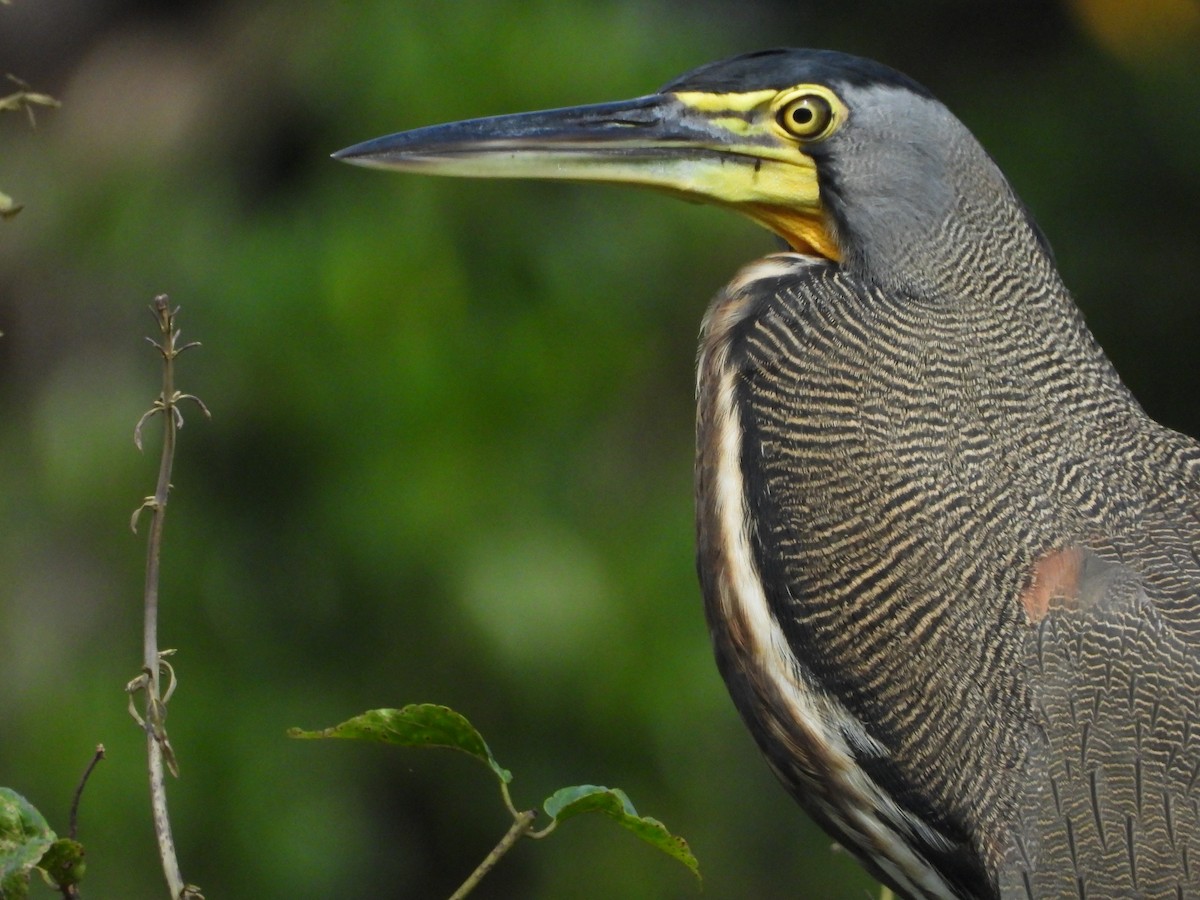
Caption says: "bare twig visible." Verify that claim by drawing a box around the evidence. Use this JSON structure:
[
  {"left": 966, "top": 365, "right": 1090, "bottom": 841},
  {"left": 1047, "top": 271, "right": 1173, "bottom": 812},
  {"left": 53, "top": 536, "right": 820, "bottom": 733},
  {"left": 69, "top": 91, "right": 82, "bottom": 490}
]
[
  {"left": 68, "top": 744, "right": 106, "bottom": 840},
  {"left": 56, "top": 744, "right": 106, "bottom": 898},
  {"left": 448, "top": 810, "right": 538, "bottom": 900},
  {"left": 127, "top": 295, "right": 208, "bottom": 900}
]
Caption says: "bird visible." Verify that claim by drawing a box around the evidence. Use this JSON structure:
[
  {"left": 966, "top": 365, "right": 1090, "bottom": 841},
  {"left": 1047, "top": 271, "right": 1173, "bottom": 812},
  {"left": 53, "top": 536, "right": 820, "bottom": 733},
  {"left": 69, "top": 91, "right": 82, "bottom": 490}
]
[{"left": 334, "top": 49, "right": 1200, "bottom": 899}]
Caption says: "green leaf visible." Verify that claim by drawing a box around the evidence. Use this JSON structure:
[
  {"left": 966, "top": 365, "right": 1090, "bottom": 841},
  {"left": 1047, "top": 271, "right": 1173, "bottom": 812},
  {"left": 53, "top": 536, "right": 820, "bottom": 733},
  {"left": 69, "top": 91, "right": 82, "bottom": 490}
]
[
  {"left": 542, "top": 784, "right": 700, "bottom": 881},
  {"left": 37, "top": 839, "right": 86, "bottom": 889},
  {"left": 1, "top": 870, "right": 29, "bottom": 900},
  {"left": 0, "top": 788, "right": 55, "bottom": 899},
  {"left": 289, "top": 704, "right": 512, "bottom": 784}
]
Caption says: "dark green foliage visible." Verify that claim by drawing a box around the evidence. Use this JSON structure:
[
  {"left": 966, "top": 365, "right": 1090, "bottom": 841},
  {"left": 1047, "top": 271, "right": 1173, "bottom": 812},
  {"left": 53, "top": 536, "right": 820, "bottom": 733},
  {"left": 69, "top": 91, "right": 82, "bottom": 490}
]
[
  {"left": 542, "top": 785, "right": 699, "bottom": 878},
  {"left": 292, "top": 705, "right": 513, "bottom": 785},
  {"left": 37, "top": 840, "right": 86, "bottom": 892}
]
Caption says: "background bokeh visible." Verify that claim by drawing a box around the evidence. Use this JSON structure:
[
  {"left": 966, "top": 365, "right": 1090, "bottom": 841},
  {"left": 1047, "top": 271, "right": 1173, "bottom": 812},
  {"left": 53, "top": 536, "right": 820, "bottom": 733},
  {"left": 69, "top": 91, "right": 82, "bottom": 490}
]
[{"left": 1, "top": 1, "right": 1197, "bottom": 897}]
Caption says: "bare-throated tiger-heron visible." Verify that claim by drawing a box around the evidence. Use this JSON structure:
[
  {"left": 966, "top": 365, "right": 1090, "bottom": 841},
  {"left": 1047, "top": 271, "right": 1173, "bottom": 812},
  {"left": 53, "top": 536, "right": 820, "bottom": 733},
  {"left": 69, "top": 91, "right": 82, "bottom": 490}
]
[{"left": 335, "top": 49, "right": 1200, "bottom": 898}]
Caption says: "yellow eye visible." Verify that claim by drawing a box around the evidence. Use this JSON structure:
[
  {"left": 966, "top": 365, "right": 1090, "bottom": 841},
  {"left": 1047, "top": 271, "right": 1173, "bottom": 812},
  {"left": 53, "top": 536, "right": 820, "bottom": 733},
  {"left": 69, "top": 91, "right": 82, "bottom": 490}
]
[{"left": 776, "top": 93, "right": 835, "bottom": 141}]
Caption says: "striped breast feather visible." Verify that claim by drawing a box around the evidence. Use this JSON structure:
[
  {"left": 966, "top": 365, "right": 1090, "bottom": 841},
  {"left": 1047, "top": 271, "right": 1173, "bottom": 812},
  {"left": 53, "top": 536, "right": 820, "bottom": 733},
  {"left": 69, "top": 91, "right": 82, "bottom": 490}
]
[
  {"left": 695, "top": 253, "right": 993, "bottom": 899},
  {"left": 700, "top": 248, "right": 1200, "bottom": 899}
]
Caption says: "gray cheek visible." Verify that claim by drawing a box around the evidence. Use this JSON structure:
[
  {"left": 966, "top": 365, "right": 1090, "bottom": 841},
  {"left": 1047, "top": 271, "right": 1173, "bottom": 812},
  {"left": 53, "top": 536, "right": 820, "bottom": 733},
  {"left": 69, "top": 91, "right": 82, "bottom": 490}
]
[{"left": 822, "top": 86, "right": 1015, "bottom": 291}]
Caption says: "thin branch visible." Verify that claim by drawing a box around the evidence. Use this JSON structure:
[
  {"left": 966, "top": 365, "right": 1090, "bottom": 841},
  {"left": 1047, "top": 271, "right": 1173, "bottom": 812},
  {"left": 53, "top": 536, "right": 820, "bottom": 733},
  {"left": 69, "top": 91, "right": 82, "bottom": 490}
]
[
  {"left": 448, "top": 810, "right": 537, "bottom": 900},
  {"left": 128, "top": 294, "right": 208, "bottom": 900},
  {"left": 142, "top": 296, "right": 183, "bottom": 897},
  {"left": 68, "top": 744, "right": 106, "bottom": 840}
]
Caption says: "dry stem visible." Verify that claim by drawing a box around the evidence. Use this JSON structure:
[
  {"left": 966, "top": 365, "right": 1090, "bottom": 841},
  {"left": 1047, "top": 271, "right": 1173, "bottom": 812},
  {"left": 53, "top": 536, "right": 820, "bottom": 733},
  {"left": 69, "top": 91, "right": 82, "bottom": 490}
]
[{"left": 128, "top": 295, "right": 208, "bottom": 900}]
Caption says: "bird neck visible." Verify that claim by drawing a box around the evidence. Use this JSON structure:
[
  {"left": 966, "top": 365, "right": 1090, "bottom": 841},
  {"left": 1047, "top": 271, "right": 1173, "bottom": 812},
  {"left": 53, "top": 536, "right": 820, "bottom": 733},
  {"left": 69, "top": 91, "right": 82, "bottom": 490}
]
[
  {"left": 842, "top": 184, "right": 1059, "bottom": 309},
  {"left": 821, "top": 93, "right": 1059, "bottom": 308}
]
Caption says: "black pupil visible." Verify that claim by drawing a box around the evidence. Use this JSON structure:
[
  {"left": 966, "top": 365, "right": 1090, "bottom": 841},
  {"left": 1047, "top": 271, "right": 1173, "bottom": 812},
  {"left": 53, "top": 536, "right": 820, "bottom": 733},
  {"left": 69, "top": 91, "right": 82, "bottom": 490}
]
[{"left": 792, "top": 105, "right": 814, "bottom": 126}]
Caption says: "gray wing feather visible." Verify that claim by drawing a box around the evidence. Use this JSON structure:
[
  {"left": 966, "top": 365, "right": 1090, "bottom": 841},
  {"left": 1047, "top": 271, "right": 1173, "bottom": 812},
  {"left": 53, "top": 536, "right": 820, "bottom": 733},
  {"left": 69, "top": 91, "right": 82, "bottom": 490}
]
[{"left": 1004, "top": 549, "right": 1200, "bottom": 898}]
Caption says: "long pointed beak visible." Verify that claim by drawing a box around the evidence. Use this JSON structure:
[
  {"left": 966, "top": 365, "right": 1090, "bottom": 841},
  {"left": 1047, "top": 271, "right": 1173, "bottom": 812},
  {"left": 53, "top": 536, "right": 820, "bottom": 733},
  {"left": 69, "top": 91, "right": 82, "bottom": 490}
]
[
  {"left": 334, "top": 93, "right": 837, "bottom": 258},
  {"left": 335, "top": 95, "right": 770, "bottom": 195}
]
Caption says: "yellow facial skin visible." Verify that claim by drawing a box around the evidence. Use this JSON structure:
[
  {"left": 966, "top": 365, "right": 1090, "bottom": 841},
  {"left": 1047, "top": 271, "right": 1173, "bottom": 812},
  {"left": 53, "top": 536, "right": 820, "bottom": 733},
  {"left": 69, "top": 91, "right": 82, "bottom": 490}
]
[
  {"left": 336, "top": 83, "right": 849, "bottom": 261},
  {"left": 668, "top": 86, "right": 847, "bottom": 260}
]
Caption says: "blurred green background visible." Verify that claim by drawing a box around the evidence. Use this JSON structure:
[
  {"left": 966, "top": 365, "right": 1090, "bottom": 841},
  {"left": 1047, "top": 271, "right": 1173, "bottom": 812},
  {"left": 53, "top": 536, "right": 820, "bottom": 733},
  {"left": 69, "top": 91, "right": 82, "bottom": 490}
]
[{"left": 1, "top": 0, "right": 1197, "bottom": 897}]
